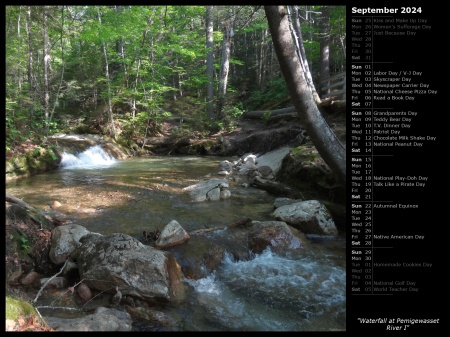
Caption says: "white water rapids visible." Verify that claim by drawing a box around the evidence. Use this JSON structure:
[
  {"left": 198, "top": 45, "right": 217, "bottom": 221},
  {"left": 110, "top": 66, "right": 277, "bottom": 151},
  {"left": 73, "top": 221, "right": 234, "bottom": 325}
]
[{"left": 60, "top": 145, "right": 118, "bottom": 169}]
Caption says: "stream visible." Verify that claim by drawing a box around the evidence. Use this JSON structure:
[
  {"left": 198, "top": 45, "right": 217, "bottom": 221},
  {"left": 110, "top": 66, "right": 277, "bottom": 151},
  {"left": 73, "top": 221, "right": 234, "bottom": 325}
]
[{"left": 5, "top": 143, "right": 346, "bottom": 331}]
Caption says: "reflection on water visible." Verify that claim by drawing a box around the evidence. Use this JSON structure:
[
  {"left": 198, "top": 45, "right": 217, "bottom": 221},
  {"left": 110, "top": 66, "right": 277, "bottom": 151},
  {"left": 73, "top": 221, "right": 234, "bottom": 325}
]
[{"left": 6, "top": 153, "right": 346, "bottom": 331}]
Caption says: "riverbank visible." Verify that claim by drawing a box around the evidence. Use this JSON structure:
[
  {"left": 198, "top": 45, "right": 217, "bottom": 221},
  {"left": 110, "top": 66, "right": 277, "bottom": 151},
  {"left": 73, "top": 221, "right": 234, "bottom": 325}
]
[
  {"left": 5, "top": 109, "right": 346, "bottom": 331},
  {"left": 6, "top": 154, "right": 346, "bottom": 331}
]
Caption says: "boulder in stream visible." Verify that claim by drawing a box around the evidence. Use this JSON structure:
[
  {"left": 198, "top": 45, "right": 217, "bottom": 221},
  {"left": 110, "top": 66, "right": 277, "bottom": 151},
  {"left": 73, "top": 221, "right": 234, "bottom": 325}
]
[
  {"left": 75, "top": 232, "right": 184, "bottom": 302},
  {"left": 49, "top": 224, "right": 96, "bottom": 265},
  {"left": 182, "top": 178, "right": 230, "bottom": 202},
  {"left": 45, "top": 307, "right": 132, "bottom": 331},
  {"left": 155, "top": 220, "right": 190, "bottom": 248},
  {"left": 272, "top": 200, "right": 338, "bottom": 236}
]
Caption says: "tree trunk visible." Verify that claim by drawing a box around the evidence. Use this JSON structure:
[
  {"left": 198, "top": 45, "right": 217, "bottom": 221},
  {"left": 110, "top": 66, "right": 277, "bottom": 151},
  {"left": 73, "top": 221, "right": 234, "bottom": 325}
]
[
  {"left": 258, "top": 29, "right": 266, "bottom": 86},
  {"left": 48, "top": 6, "right": 66, "bottom": 134},
  {"left": 206, "top": 5, "right": 214, "bottom": 119},
  {"left": 43, "top": 6, "right": 50, "bottom": 126},
  {"left": 289, "top": 5, "right": 321, "bottom": 104},
  {"left": 264, "top": 6, "right": 346, "bottom": 185},
  {"left": 98, "top": 7, "right": 117, "bottom": 140},
  {"left": 318, "top": 6, "right": 331, "bottom": 99},
  {"left": 16, "top": 7, "right": 22, "bottom": 93},
  {"left": 26, "top": 6, "right": 33, "bottom": 94},
  {"left": 216, "top": 11, "right": 235, "bottom": 120}
]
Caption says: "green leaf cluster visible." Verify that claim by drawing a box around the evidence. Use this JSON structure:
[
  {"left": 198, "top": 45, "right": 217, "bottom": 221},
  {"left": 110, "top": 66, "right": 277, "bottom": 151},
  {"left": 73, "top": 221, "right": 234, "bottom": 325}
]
[{"left": 5, "top": 5, "right": 346, "bottom": 152}]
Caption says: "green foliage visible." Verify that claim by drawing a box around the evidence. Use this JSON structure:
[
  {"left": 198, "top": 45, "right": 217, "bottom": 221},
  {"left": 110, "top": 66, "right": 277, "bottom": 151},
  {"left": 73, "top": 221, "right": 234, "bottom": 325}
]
[
  {"left": 220, "top": 102, "right": 245, "bottom": 130},
  {"left": 226, "top": 102, "right": 245, "bottom": 119},
  {"left": 6, "top": 296, "right": 38, "bottom": 322},
  {"left": 262, "top": 111, "right": 271, "bottom": 125},
  {"left": 43, "top": 144, "right": 59, "bottom": 161},
  {"left": 246, "top": 76, "right": 289, "bottom": 110},
  {"left": 19, "top": 236, "right": 30, "bottom": 251},
  {"left": 5, "top": 5, "right": 345, "bottom": 156}
]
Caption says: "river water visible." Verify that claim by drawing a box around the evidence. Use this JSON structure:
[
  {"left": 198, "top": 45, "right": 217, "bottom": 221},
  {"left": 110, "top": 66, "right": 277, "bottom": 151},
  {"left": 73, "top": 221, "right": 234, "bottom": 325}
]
[{"left": 6, "top": 145, "right": 346, "bottom": 331}]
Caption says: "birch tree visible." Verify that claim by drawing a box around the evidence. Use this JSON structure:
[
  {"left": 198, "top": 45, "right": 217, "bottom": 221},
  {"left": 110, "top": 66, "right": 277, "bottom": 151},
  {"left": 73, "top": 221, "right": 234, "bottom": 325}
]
[
  {"left": 206, "top": 5, "right": 214, "bottom": 119},
  {"left": 216, "top": 7, "right": 235, "bottom": 120}
]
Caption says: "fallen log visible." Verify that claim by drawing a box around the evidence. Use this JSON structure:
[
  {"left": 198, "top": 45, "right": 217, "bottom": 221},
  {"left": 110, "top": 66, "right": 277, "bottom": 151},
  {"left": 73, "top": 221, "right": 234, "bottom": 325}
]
[
  {"left": 6, "top": 193, "right": 64, "bottom": 227},
  {"left": 267, "top": 112, "right": 298, "bottom": 123},
  {"left": 6, "top": 193, "right": 31, "bottom": 210},
  {"left": 243, "top": 100, "right": 346, "bottom": 120},
  {"left": 242, "top": 106, "right": 296, "bottom": 119}
]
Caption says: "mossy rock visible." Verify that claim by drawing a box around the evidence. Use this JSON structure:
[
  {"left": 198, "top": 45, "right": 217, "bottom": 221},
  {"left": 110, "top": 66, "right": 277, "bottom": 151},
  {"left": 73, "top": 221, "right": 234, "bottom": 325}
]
[
  {"left": 6, "top": 148, "right": 61, "bottom": 180},
  {"left": 289, "top": 145, "right": 321, "bottom": 162},
  {"left": 6, "top": 296, "right": 40, "bottom": 321},
  {"left": 6, "top": 202, "right": 57, "bottom": 274},
  {"left": 6, "top": 296, "right": 51, "bottom": 331},
  {"left": 277, "top": 145, "right": 339, "bottom": 200}
]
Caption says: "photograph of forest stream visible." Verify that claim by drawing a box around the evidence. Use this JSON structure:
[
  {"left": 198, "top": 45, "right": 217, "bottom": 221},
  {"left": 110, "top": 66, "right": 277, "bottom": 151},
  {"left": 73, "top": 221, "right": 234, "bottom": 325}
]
[{"left": 5, "top": 5, "right": 347, "bottom": 331}]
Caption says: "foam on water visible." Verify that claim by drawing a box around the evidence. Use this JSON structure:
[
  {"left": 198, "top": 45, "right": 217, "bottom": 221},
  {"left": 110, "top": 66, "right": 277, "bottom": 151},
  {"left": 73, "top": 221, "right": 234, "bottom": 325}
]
[
  {"left": 186, "top": 249, "right": 346, "bottom": 330},
  {"left": 60, "top": 145, "right": 117, "bottom": 169}
]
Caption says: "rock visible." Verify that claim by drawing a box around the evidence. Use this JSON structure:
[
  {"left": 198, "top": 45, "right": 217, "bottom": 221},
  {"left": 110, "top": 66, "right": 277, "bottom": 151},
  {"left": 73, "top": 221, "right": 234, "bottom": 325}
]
[
  {"left": 272, "top": 200, "right": 338, "bottom": 236},
  {"left": 248, "top": 221, "right": 303, "bottom": 254},
  {"left": 257, "top": 165, "right": 273, "bottom": 178},
  {"left": 273, "top": 197, "right": 303, "bottom": 208},
  {"left": 8, "top": 269, "right": 24, "bottom": 286},
  {"left": 219, "top": 160, "right": 234, "bottom": 172},
  {"left": 241, "top": 154, "right": 257, "bottom": 165},
  {"left": 44, "top": 307, "right": 132, "bottom": 331},
  {"left": 40, "top": 276, "right": 68, "bottom": 289},
  {"left": 220, "top": 189, "right": 231, "bottom": 199},
  {"left": 155, "top": 220, "right": 190, "bottom": 249},
  {"left": 77, "top": 283, "right": 92, "bottom": 303},
  {"left": 62, "top": 260, "right": 79, "bottom": 277},
  {"left": 125, "top": 306, "right": 177, "bottom": 330},
  {"left": 121, "top": 295, "right": 135, "bottom": 307},
  {"left": 20, "top": 270, "right": 41, "bottom": 286},
  {"left": 182, "top": 178, "right": 229, "bottom": 202},
  {"left": 166, "top": 236, "right": 226, "bottom": 280},
  {"left": 255, "top": 146, "right": 292, "bottom": 176},
  {"left": 111, "top": 286, "right": 122, "bottom": 307},
  {"left": 49, "top": 224, "right": 97, "bottom": 265},
  {"left": 75, "top": 232, "right": 184, "bottom": 301}
]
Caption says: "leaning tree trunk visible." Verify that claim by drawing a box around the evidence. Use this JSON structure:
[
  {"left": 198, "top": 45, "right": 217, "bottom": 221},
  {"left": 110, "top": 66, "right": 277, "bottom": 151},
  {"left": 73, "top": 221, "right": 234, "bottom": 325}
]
[
  {"left": 289, "top": 5, "right": 321, "bottom": 104},
  {"left": 264, "top": 6, "right": 346, "bottom": 185}
]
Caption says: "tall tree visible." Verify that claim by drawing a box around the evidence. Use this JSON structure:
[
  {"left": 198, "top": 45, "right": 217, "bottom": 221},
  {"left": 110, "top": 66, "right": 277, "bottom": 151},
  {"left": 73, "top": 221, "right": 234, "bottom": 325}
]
[
  {"left": 43, "top": 6, "right": 50, "bottom": 126},
  {"left": 318, "top": 6, "right": 331, "bottom": 98},
  {"left": 97, "top": 6, "right": 117, "bottom": 140},
  {"left": 16, "top": 6, "right": 23, "bottom": 93},
  {"left": 206, "top": 5, "right": 214, "bottom": 119},
  {"left": 47, "top": 6, "right": 67, "bottom": 133},
  {"left": 288, "top": 5, "right": 321, "bottom": 104},
  {"left": 264, "top": 6, "right": 346, "bottom": 185},
  {"left": 216, "top": 7, "right": 235, "bottom": 120}
]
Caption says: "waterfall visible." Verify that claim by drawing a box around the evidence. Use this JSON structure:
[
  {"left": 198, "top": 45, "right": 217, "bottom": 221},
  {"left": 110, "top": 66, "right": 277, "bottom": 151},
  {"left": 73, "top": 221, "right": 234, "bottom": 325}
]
[{"left": 60, "top": 145, "right": 118, "bottom": 169}]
